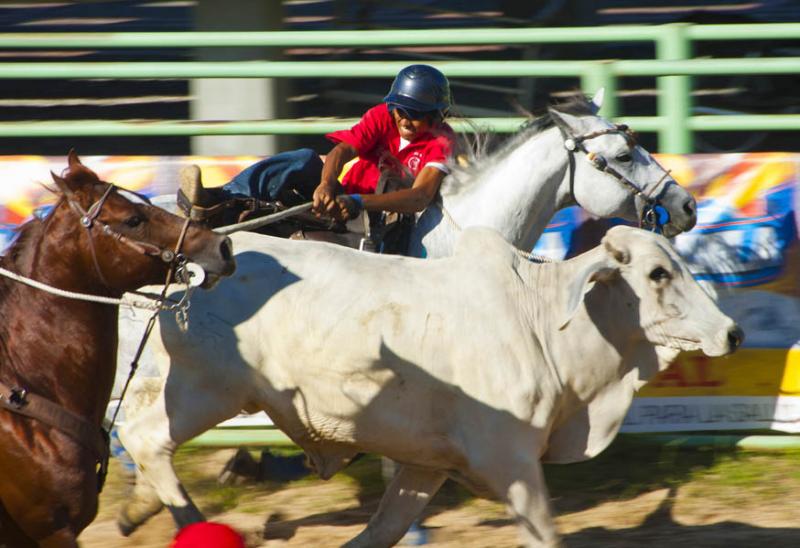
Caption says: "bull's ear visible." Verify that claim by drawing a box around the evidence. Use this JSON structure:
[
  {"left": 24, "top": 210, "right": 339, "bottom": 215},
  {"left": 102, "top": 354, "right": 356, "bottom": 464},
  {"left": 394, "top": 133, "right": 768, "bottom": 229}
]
[
  {"left": 560, "top": 260, "right": 617, "bottom": 330},
  {"left": 602, "top": 228, "right": 632, "bottom": 265}
]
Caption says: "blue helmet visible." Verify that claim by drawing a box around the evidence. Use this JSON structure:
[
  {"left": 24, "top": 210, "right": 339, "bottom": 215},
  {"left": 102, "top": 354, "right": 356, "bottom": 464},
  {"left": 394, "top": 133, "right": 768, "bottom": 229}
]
[{"left": 383, "top": 64, "right": 451, "bottom": 115}]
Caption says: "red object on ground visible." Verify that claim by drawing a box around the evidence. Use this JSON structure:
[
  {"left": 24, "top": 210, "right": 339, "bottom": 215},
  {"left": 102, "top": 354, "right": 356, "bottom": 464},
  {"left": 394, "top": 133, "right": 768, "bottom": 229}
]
[{"left": 170, "top": 521, "right": 246, "bottom": 548}]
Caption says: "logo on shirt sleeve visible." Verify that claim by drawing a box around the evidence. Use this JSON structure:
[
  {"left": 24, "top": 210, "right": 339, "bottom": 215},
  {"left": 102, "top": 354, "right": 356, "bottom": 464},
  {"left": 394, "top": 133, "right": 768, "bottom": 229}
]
[{"left": 407, "top": 153, "right": 423, "bottom": 173}]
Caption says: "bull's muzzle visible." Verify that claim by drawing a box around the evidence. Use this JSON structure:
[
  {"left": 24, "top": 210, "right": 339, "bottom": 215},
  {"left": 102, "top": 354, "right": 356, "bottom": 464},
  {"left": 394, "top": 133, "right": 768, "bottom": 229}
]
[{"left": 727, "top": 325, "right": 744, "bottom": 353}]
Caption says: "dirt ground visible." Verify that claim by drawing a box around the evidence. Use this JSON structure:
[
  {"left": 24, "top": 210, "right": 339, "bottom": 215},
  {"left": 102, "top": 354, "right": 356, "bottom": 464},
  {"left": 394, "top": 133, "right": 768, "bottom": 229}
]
[{"left": 78, "top": 438, "right": 800, "bottom": 547}]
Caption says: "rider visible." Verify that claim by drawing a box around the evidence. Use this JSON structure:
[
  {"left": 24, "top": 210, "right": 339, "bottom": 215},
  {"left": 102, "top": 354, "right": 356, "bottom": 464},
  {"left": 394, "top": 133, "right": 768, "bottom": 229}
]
[{"left": 179, "top": 64, "right": 456, "bottom": 225}]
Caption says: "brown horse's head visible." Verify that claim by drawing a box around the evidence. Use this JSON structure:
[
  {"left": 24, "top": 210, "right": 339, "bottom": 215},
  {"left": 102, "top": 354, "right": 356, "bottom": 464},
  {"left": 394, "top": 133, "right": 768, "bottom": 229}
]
[{"left": 48, "top": 151, "right": 235, "bottom": 293}]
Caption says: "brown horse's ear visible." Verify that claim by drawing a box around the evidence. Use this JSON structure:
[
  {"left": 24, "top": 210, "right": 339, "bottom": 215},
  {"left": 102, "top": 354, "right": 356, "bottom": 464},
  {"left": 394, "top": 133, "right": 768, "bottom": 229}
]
[
  {"left": 67, "top": 149, "right": 82, "bottom": 168},
  {"left": 62, "top": 150, "right": 100, "bottom": 189},
  {"left": 50, "top": 170, "right": 68, "bottom": 193}
]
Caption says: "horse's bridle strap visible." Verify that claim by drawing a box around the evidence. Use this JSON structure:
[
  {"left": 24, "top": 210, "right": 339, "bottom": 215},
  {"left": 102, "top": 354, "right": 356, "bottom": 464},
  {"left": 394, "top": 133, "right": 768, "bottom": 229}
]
[
  {"left": 63, "top": 182, "right": 183, "bottom": 265},
  {"left": 0, "top": 380, "right": 108, "bottom": 462},
  {"left": 554, "top": 118, "right": 671, "bottom": 231}
]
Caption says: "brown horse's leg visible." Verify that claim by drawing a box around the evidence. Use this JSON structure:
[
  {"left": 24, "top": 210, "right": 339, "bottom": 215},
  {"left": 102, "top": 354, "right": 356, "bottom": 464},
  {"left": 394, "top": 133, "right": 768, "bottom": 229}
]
[
  {"left": 37, "top": 527, "right": 79, "bottom": 548},
  {"left": 0, "top": 504, "right": 38, "bottom": 548}
]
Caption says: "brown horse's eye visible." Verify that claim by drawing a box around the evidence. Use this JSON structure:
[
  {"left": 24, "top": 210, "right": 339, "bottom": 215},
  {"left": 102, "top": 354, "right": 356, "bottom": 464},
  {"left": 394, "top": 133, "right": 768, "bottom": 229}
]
[{"left": 125, "top": 215, "right": 144, "bottom": 228}]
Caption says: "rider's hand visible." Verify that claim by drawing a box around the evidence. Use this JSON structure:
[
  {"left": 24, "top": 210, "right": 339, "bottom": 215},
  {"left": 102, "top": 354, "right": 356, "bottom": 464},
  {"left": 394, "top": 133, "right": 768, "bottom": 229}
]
[
  {"left": 335, "top": 194, "right": 363, "bottom": 221},
  {"left": 312, "top": 182, "right": 339, "bottom": 218}
]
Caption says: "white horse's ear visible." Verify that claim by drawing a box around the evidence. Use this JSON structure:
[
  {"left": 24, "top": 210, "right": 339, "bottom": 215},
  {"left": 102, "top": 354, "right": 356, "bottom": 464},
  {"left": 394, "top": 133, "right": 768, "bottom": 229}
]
[
  {"left": 548, "top": 107, "right": 573, "bottom": 131},
  {"left": 560, "top": 260, "right": 617, "bottom": 330},
  {"left": 590, "top": 88, "right": 605, "bottom": 114}
]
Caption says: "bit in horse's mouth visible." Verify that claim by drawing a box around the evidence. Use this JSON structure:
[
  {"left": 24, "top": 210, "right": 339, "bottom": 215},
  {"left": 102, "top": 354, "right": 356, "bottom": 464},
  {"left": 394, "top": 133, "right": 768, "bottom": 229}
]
[{"left": 200, "top": 273, "right": 222, "bottom": 290}]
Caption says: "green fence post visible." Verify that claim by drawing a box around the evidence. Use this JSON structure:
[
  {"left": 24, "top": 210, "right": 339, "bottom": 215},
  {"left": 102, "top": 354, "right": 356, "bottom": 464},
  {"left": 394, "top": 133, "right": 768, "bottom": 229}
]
[
  {"left": 581, "top": 62, "right": 618, "bottom": 118},
  {"left": 656, "top": 24, "right": 692, "bottom": 153}
]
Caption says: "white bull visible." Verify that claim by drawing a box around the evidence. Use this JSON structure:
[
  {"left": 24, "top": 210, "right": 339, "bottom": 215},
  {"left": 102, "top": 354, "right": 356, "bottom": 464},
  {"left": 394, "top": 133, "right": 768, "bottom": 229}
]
[{"left": 119, "top": 226, "right": 741, "bottom": 547}]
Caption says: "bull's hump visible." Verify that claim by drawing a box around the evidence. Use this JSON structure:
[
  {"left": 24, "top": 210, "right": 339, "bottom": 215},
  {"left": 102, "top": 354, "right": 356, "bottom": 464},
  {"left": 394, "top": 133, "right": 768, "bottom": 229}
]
[{"left": 454, "top": 227, "right": 518, "bottom": 267}]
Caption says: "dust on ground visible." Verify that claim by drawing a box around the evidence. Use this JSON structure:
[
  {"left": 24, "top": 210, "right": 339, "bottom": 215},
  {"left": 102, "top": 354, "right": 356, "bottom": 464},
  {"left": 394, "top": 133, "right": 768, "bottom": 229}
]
[{"left": 79, "top": 437, "right": 800, "bottom": 547}]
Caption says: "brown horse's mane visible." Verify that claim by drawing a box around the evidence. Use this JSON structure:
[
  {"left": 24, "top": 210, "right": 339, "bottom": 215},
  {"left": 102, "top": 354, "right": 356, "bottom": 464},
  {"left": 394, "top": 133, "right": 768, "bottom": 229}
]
[{"left": 0, "top": 186, "right": 66, "bottom": 276}]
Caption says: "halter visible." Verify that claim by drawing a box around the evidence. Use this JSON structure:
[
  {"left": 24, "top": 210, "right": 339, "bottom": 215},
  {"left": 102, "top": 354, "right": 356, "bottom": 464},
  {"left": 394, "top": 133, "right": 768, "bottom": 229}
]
[
  {"left": 4, "top": 180, "right": 197, "bottom": 491},
  {"left": 61, "top": 182, "right": 192, "bottom": 288},
  {"left": 551, "top": 117, "right": 674, "bottom": 233}
]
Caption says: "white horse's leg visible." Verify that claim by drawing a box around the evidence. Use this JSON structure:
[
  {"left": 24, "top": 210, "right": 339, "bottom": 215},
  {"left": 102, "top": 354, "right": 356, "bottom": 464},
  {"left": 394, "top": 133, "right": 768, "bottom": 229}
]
[
  {"left": 343, "top": 465, "right": 446, "bottom": 548},
  {"left": 476, "top": 453, "right": 562, "bottom": 548},
  {"left": 118, "top": 372, "right": 244, "bottom": 532}
]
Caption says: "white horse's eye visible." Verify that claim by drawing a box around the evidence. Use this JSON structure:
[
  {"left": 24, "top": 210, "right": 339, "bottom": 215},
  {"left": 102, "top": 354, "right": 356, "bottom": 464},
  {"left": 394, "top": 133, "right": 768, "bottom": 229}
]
[{"left": 615, "top": 152, "right": 632, "bottom": 163}]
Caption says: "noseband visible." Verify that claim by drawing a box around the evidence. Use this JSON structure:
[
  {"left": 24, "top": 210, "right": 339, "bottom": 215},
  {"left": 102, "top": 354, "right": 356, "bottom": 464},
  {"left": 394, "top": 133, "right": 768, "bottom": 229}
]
[
  {"left": 10, "top": 181, "right": 197, "bottom": 491},
  {"left": 553, "top": 119, "right": 674, "bottom": 232},
  {"left": 62, "top": 182, "right": 192, "bottom": 288}
]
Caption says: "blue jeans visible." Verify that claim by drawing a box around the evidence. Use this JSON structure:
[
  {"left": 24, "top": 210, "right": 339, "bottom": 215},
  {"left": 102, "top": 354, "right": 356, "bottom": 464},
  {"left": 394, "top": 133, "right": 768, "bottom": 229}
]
[{"left": 223, "top": 148, "right": 323, "bottom": 205}]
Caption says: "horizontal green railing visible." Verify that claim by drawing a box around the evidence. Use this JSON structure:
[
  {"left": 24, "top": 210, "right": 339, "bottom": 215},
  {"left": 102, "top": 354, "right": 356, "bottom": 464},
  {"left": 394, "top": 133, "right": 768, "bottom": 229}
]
[
  {"left": 0, "top": 58, "right": 796, "bottom": 79},
  {"left": 0, "top": 23, "right": 798, "bottom": 152},
  {"left": 0, "top": 23, "right": 797, "bottom": 47},
  {"left": 0, "top": 115, "right": 796, "bottom": 138}
]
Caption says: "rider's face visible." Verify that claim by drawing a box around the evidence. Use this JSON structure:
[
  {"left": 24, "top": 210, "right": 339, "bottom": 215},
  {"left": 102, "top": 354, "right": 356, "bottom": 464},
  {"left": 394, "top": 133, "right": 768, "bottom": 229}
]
[{"left": 391, "top": 108, "right": 433, "bottom": 141}]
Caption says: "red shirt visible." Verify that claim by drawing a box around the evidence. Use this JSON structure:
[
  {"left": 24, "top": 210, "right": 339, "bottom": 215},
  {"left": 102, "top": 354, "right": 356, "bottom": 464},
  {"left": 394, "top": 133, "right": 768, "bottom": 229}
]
[{"left": 326, "top": 103, "right": 455, "bottom": 195}]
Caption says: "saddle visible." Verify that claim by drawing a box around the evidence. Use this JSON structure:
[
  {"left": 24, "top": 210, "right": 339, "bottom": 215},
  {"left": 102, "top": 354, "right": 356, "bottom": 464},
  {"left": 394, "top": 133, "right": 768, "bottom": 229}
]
[{"left": 177, "top": 189, "right": 413, "bottom": 255}]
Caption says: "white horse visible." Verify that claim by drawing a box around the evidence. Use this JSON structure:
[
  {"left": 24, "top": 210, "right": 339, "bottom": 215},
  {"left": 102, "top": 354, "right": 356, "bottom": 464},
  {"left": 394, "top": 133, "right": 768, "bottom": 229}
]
[{"left": 406, "top": 89, "right": 695, "bottom": 258}]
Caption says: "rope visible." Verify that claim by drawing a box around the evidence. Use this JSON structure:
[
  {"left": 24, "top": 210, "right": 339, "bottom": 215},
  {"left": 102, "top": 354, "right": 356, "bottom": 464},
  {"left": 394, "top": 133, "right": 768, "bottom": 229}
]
[
  {"left": 214, "top": 202, "right": 314, "bottom": 235},
  {"left": 437, "top": 201, "right": 554, "bottom": 264},
  {"left": 106, "top": 217, "right": 193, "bottom": 433},
  {"left": 0, "top": 265, "right": 169, "bottom": 310}
]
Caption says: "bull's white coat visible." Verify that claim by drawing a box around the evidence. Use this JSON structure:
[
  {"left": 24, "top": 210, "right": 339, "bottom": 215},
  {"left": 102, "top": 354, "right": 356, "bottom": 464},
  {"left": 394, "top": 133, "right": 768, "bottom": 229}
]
[
  {"left": 114, "top": 91, "right": 698, "bottom": 392},
  {"left": 119, "top": 226, "right": 739, "bottom": 547}
]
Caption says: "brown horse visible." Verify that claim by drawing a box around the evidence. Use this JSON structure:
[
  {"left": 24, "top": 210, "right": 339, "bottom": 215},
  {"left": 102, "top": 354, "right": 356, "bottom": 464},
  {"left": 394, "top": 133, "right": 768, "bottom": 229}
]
[{"left": 0, "top": 152, "right": 235, "bottom": 547}]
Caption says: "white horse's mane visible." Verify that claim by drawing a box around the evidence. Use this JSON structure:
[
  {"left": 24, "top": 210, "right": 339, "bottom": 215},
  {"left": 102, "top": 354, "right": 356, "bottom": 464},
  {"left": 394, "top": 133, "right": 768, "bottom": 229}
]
[{"left": 442, "top": 93, "right": 596, "bottom": 196}]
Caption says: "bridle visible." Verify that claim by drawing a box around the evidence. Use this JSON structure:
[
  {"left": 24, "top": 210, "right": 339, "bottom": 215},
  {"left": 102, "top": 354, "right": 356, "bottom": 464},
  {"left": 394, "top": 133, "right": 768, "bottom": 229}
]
[
  {"left": 61, "top": 181, "right": 193, "bottom": 289},
  {"left": 551, "top": 117, "right": 675, "bottom": 233},
  {"left": 0, "top": 181, "right": 196, "bottom": 492}
]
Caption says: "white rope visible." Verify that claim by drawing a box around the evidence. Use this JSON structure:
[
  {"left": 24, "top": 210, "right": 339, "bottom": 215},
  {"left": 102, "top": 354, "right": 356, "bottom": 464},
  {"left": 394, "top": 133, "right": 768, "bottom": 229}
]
[
  {"left": 213, "top": 202, "right": 314, "bottom": 236},
  {"left": 0, "top": 265, "right": 167, "bottom": 310},
  {"left": 436, "top": 201, "right": 554, "bottom": 264}
]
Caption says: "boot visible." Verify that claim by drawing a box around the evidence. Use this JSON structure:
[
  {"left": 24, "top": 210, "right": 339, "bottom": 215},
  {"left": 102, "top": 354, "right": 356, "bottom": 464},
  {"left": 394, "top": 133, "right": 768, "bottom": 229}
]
[
  {"left": 179, "top": 164, "right": 214, "bottom": 209},
  {"left": 176, "top": 165, "right": 239, "bottom": 225}
]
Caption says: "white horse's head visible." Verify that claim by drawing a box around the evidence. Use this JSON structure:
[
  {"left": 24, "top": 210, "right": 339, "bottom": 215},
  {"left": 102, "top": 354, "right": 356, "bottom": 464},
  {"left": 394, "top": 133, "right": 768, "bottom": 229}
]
[{"left": 548, "top": 90, "right": 696, "bottom": 237}]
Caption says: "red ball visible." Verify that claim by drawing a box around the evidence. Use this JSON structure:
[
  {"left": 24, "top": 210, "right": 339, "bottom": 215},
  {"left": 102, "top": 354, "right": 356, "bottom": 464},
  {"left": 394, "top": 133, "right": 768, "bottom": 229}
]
[{"left": 170, "top": 521, "right": 246, "bottom": 548}]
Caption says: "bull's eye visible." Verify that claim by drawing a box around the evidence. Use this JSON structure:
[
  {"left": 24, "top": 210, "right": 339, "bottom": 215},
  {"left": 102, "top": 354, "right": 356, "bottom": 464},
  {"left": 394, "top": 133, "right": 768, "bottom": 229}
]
[
  {"left": 124, "top": 215, "right": 144, "bottom": 228},
  {"left": 615, "top": 152, "right": 632, "bottom": 163},
  {"left": 649, "top": 266, "right": 671, "bottom": 282}
]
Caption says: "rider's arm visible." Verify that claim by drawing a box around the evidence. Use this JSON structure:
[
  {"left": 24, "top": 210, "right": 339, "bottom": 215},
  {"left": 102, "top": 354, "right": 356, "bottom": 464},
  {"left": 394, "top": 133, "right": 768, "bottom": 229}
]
[
  {"left": 360, "top": 166, "right": 446, "bottom": 214},
  {"left": 313, "top": 142, "right": 358, "bottom": 215}
]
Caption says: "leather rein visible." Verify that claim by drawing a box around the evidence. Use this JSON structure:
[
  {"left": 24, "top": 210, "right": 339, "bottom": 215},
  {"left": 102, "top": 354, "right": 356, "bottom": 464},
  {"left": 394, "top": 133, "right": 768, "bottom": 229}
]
[
  {"left": 0, "top": 182, "right": 191, "bottom": 491},
  {"left": 553, "top": 118, "right": 675, "bottom": 232}
]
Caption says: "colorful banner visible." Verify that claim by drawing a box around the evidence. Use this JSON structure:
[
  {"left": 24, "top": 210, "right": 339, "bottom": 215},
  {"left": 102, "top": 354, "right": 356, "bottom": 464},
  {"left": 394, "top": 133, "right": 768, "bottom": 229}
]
[{"left": 3, "top": 153, "right": 800, "bottom": 433}]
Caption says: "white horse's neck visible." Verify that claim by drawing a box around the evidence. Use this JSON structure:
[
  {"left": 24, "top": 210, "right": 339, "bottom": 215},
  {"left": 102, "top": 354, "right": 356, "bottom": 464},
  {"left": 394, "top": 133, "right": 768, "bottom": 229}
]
[{"left": 411, "top": 127, "right": 570, "bottom": 258}]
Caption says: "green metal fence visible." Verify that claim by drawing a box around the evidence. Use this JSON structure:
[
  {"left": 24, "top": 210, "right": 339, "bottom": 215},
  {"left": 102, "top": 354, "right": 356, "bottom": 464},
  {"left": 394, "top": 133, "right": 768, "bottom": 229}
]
[{"left": 0, "top": 23, "right": 798, "bottom": 153}]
